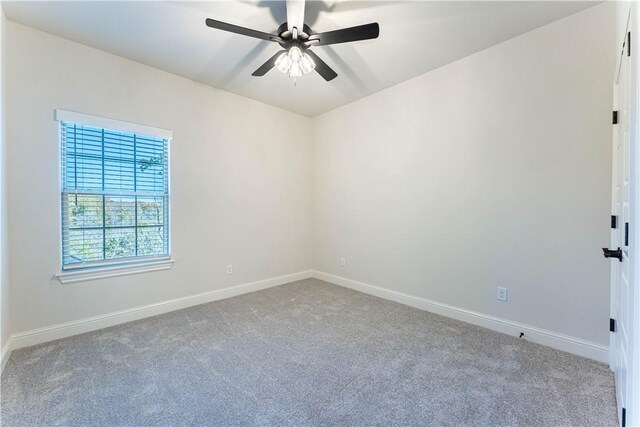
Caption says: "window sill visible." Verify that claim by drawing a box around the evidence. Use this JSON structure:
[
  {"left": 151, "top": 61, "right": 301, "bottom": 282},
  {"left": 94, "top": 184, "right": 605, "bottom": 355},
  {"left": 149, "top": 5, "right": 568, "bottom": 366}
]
[{"left": 56, "top": 259, "right": 175, "bottom": 284}]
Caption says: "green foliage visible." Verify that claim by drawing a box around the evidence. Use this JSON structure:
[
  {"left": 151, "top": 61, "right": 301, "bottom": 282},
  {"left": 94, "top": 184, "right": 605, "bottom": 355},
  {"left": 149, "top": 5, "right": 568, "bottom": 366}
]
[
  {"left": 66, "top": 193, "right": 166, "bottom": 264},
  {"left": 138, "top": 156, "right": 164, "bottom": 175}
]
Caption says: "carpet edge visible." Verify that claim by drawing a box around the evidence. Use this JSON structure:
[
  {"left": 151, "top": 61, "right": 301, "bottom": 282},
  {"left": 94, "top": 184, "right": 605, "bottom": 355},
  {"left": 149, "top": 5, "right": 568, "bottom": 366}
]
[
  {"left": 9, "top": 270, "right": 313, "bottom": 352},
  {"left": 312, "top": 270, "right": 610, "bottom": 364}
]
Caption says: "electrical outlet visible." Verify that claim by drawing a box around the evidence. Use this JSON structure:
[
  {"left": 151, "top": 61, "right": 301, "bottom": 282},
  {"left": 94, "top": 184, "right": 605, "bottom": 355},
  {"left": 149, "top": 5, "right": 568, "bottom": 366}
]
[
  {"left": 226, "top": 264, "right": 233, "bottom": 275},
  {"left": 340, "top": 257, "right": 346, "bottom": 266},
  {"left": 497, "top": 287, "right": 508, "bottom": 301}
]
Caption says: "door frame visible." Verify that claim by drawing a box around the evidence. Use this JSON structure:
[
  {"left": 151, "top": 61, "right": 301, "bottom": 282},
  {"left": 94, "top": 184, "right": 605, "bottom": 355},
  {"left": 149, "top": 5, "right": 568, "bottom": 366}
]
[
  {"left": 611, "top": 3, "right": 639, "bottom": 427},
  {"left": 629, "top": 4, "right": 639, "bottom": 426}
]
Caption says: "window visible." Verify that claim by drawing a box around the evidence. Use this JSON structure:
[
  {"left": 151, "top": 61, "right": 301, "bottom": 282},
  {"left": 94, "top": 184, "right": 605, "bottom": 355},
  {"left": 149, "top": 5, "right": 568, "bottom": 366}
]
[{"left": 59, "top": 112, "right": 170, "bottom": 271}]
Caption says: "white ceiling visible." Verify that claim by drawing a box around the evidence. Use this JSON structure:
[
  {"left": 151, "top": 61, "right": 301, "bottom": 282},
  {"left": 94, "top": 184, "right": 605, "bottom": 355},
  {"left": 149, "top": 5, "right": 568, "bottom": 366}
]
[{"left": 3, "top": 1, "right": 599, "bottom": 117}]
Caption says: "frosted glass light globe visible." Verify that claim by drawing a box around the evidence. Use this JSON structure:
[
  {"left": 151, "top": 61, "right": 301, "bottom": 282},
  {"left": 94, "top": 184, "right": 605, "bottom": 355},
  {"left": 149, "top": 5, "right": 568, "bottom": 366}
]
[
  {"left": 289, "top": 46, "right": 302, "bottom": 62},
  {"left": 300, "top": 53, "right": 315, "bottom": 75},
  {"left": 275, "top": 51, "right": 291, "bottom": 73},
  {"left": 289, "top": 61, "right": 302, "bottom": 77}
]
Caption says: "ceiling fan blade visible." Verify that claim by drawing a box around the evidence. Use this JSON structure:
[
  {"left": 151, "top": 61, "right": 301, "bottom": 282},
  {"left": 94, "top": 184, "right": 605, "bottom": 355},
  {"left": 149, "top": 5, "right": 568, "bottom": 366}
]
[
  {"left": 286, "top": 0, "right": 305, "bottom": 33},
  {"left": 305, "top": 50, "right": 337, "bottom": 81},
  {"left": 205, "top": 18, "right": 282, "bottom": 43},
  {"left": 252, "top": 50, "right": 286, "bottom": 76},
  {"left": 308, "top": 23, "right": 379, "bottom": 46}
]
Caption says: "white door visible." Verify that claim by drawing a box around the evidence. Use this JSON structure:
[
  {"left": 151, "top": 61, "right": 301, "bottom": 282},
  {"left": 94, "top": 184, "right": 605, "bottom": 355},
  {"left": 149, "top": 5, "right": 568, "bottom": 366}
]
[{"left": 609, "top": 9, "right": 635, "bottom": 427}]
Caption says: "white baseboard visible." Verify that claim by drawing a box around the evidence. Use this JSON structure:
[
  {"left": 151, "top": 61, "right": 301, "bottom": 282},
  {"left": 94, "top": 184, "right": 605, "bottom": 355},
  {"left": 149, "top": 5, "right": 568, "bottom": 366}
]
[
  {"left": 11, "top": 270, "right": 313, "bottom": 351},
  {"left": 312, "top": 270, "right": 609, "bottom": 363},
  {"left": 7, "top": 269, "right": 609, "bottom": 364},
  {"left": 1, "top": 337, "right": 12, "bottom": 374}
]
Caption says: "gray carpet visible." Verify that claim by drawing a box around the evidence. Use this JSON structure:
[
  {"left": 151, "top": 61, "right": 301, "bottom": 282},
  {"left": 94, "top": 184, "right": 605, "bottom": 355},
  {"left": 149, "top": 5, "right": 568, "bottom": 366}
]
[{"left": 1, "top": 279, "right": 617, "bottom": 426}]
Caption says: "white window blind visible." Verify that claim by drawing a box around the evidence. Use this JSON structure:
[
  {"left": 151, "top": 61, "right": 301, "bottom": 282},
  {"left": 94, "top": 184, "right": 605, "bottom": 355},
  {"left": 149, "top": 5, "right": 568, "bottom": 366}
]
[{"left": 60, "top": 119, "right": 170, "bottom": 270}]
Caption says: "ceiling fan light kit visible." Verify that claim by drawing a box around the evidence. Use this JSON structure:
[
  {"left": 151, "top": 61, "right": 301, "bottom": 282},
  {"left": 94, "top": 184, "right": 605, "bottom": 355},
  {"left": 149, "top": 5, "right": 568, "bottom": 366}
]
[
  {"left": 205, "top": 0, "right": 379, "bottom": 83},
  {"left": 275, "top": 47, "right": 315, "bottom": 78}
]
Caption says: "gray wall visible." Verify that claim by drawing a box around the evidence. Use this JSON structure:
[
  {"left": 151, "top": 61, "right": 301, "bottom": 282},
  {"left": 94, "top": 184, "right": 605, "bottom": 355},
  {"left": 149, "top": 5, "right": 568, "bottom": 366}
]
[
  {"left": 312, "top": 3, "right": 615, "bottom": 347},
  {"left": 1, "top": 9, "right": 10, "bottom": 355},
  {"left": 5, "top": 21, "right": 313, "bottom": 333}
]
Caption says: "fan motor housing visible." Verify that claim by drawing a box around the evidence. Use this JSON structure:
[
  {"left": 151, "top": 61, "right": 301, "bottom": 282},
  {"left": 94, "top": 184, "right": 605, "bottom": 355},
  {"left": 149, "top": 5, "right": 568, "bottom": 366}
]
[{"left": 277, "top": 22, "right": 313, "bottom": 49}]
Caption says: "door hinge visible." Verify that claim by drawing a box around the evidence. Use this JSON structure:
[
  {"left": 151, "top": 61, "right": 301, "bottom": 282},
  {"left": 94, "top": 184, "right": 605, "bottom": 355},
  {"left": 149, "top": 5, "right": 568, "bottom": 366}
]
[
  {"left": 625, "top": 222, "right": 629, "bottom": 246},
  {"left": 613, "top": 111, "right": 619, "bottom": 124},
  {"left": 622, "top": 407, "right": 626, "bottom": 427},
  {"left": 612, "top": 215, "right": 618, "bottom": 228},
  {"left": 610, "top": 318, "right": 616, "bottom": 332},
  {"left": 628, "top": 32, "right": 631, "bottom": 57}
]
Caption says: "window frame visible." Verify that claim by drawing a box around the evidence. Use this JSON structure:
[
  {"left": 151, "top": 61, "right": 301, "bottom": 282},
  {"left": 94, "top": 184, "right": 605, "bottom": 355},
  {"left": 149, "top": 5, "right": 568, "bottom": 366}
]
[{"left": 55, "top": 109, "right": 173, "bottom": 282}]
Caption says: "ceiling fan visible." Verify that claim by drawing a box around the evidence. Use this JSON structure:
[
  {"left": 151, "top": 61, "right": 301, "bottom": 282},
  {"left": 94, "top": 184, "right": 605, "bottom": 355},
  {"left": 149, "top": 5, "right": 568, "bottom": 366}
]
[{"left": 205, "top": 0, "right": 379, "bottom": 82}]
